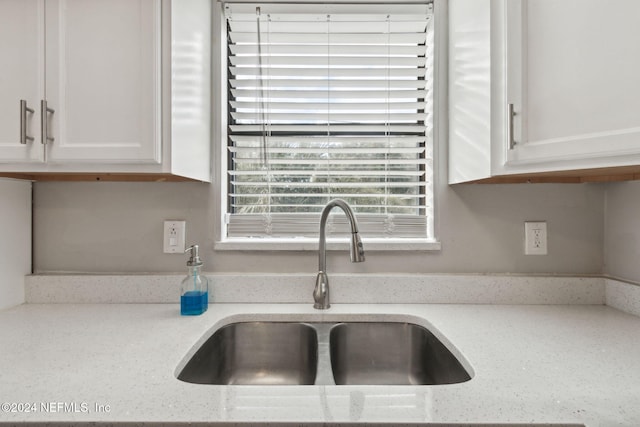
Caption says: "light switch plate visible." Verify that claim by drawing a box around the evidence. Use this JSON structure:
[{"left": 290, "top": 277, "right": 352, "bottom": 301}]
[
  {"left": 164, "top": 220, "right": 186, "bottom": 253},
  {"left": 524, "top": 221, "right": 547, "bottom": 255}
]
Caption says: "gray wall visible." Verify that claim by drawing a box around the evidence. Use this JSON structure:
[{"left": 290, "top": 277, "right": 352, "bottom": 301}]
[
  {"left": 30, "top": 0, "right": 607, "bottom": 277},
  {"left": 0, "top": 179, "right": 31, "bottom": 310},
  {"left": 604, "top": 181, "right": 640, "bottom": 283},
  {"left": 33, "top": 178, "right": 605, "bottom": 275}
]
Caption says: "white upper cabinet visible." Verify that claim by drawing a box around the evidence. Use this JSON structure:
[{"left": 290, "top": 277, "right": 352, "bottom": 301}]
[
  {"left": 0, "top": 0, "right": 45, "bottom": 163},
  {"left": 450, "top": 0, "right": 640, "bottom": 183},
  {"left": 508, "top": 0, "right": 640, "bottom": 172},
  {"left": 0, "top": 0, "right": 211, "bottom": 182},
  {"left": 45, "top": 0, "right": 161, "bottom": 163}
]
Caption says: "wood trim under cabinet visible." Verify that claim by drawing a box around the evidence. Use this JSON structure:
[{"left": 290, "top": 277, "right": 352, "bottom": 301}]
[
  {"left": 0, "top": 173, "right": 201, "bottom": 182},
  {"left": 466, "top": 166, "right": 640, "bottom": 184}
]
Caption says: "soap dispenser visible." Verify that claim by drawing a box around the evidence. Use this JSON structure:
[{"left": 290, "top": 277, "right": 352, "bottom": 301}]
[{"left": 180, "top": 245, "right": 209, "bottom": 316}]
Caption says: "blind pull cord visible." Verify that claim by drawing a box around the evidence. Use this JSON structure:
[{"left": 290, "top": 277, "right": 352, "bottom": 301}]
[{"left": 256, "top": 7, "right": 269, "bottom": 170}]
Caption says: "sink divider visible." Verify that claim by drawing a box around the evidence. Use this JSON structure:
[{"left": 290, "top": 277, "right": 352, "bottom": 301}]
[{"left": 310, "top": 323, "right": 337, "bottom": 386}]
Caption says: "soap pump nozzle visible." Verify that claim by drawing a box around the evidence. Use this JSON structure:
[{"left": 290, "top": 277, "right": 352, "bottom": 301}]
[{"left": 185, "top": 244, "right": 203, "bottom": 267}]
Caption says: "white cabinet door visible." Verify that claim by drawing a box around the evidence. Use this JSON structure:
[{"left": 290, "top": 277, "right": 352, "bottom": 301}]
[
  {"left": 0, "top": 0, "right": 45, "bottom": 162},
  {"left": 44, "top": 0, "right": 161, "bottom": 164},
  {"left": 508, "top": 0, "right": 640, "bottom": 171},
  {"left": 450, "top": 0, "right": 640, "bottom": 183},
  {"left": 448, "top": 0, "right": 512, "bottom": 183}
]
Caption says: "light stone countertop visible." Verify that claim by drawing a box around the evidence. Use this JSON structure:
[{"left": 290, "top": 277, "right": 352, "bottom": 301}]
[{"left": 0, "top": 302, "right": 639, "bottom": 426}]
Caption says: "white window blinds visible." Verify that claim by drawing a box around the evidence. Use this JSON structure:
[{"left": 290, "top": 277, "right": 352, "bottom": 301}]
[{"left": 224, "top": 2, "right": 434, "bottom": 240}]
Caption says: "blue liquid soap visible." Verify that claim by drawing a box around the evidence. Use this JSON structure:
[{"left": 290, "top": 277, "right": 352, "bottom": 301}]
[{"left": 180, "top": 290, "right": 208, "bottom": 316}]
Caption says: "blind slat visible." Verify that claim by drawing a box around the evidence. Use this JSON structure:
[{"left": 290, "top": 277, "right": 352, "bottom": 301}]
[
  {"left": 229, "top": 170, "right": 426, "bottom": 177},
  {"left": 231, "top": 89, "right": 429, "bottom": 100},
  {"left": 230, "top": 44, "right": 425, "bottom": 56},
  {"left": 232, "top": 158, "right": 429, "bottom": 166},
  {"left": 230, "top": 180, "right": 428, "bottom": 187},
  {"left": 230, "top": 135, "right": 426, "bottom": 144},
  {"left": 229, "top": 124, "right": 430, "bottom": 134},
  {"left": 231, "top": 112, "right": 429, "bottom": 121},
  {"left": 230, "top": 56, "right": 426, "bottom": 68},
  {"left": 230, "top": 79, "right": 427, "bottom": 89},
  {"left": 231, "top": 101, "right": 424, "bottom": 110},
  {"left": 231, "top": 196, "right": 426, "bottom": 202},
  {"left": 229, "top": 66, "right": 426, "bottom": 79},
  {"left": 229, "top": 32, "right": 426, "bottom": 45},
  {"left": 229, "top": 147, "right": 426, "bottom": 155}
]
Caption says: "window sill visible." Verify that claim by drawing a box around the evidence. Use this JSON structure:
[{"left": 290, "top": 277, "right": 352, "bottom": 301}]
[{"left": 214, "top": 237, "right": 441, "bottom": 252}]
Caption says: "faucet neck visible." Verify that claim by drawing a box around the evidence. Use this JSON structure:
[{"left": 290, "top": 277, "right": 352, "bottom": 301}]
[{"left": 318, "top": 199, "right": 360, "bottom": 272}]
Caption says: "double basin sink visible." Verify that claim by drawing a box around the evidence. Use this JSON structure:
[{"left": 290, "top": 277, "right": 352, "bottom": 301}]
[{"left": 177, "top": 321, "right": 472, "bottom": 386}]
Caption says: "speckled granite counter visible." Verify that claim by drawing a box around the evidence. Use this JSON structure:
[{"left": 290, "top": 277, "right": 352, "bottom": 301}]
[{"left": 0, "top": 302, "right": 639, "bottom": 426}]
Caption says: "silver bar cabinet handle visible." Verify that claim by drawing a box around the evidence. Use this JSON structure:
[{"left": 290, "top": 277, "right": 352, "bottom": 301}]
[
  {"left": 40, "top": 100, "right": 55, "bottom": 145},
  {"left": 20, "top": 100, "right": 35, "bottom": 144},
  {"left": 507, "top": 103, "right": 516, "bottom": 150}
]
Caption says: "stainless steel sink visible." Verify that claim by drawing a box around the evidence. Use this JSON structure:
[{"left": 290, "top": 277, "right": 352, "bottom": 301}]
[
  {"left": 177, "top": 322, "right": 318, "bottom": 385},
  {"left": 330, "top": 322, "right": 471, "bottom": 385},
  {"left": 177, "top": 320, "right": 471, "bottom": 386}
]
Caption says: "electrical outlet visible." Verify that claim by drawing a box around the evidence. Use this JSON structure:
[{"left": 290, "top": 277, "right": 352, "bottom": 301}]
[
  {"left": 163, "top": 220, "right": 186, "bottom": 253},
  {"left": 524, "top": 221, "right": 547, "bottom": 255}
]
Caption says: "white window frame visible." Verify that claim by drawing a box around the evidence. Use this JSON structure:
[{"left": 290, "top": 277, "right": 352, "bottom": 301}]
[{"left": 212, "top": 0, "right": 443, "bottom": 251}]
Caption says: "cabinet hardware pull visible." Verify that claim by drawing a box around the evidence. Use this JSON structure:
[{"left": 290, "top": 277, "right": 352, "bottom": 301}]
[
  {"left": 507, "top": 103, "right": 517, "bottom": 150},
  {"left": 40, "top": 100, "right": 55, "bottom": 145},
  {"left": 20, "top": 100, "right": 35, "bottom": 144}
]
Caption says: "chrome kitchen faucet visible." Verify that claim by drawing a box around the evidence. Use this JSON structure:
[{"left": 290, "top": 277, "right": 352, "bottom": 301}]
[{"left": 313, "top": 199, "right": 365, "bottom": 309}]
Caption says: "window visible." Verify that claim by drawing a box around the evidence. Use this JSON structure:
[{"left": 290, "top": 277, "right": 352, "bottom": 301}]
[{"left": 222, "top": 2, "right": 435, "bottom": 244}]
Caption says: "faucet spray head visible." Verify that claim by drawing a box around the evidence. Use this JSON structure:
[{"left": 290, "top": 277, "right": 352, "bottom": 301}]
[{"left": 349, "top": 233, "right": 365, "bottom": 263}]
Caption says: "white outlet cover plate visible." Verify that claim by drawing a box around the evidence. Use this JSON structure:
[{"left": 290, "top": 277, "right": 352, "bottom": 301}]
[
  {"left": 164, "top": 220, "right": 186, "bottom": 253},
  {"left": 524, "top": 221, "right": 547, "bottom": 255}
]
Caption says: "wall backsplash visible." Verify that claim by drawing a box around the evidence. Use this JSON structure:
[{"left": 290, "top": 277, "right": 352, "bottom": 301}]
[
  {"left": 33, "top": 178, "right": 605, "bottom": 275},
  {"left": 604, "top": 180, "right": 640, "bottom": 284}
]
